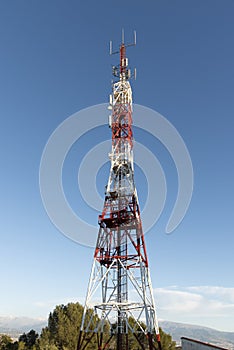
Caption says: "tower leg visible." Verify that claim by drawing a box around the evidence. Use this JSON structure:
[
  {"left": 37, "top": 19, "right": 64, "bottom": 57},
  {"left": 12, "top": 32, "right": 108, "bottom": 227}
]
[
  {"left": 76, "top": 330, "right": 82, "bottom": 350},
  {"left": 157, "top": 334, "right": 162, "bottom": 350}
]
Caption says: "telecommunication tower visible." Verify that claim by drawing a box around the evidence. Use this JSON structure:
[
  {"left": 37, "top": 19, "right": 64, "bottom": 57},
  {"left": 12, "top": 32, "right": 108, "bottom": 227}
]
[{"left": 77, "top": 32, "right": 162, "bottom": 350}]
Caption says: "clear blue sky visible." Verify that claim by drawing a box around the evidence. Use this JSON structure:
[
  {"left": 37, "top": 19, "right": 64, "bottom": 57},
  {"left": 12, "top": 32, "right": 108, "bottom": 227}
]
[{"left": 1, "top": 0, "right": 234, "bottom": 332}]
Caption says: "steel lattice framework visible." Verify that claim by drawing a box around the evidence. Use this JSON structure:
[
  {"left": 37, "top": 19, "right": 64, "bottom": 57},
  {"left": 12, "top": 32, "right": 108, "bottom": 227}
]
[{"left": 77, "top": 34, "right": 162, "bottom": 350}]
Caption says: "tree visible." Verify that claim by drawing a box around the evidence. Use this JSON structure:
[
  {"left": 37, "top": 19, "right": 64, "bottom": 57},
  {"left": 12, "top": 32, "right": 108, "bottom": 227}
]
[
  {"left": 17, "top": 343, "right": 26, "bottom": 350},
  {"left": 18, "top": 330, "right": 38, "bottom": 349},
  {"left": 0, "top": 335, "right": 18, "bottom": 350},
  {"left": 0, "top": 335, "right": 12, "bottom": 350},
  {"left": 39, "top": 303, "right": 84, "bottom": 350},
  {"left": 0, "top": 335, "right": 11, "bottom": 349},
  {"left": 157, "top": 327, "right": 176, "bottom": 350},
  {"left": 38, "top": 302, "right": 177, "bottom": 350}
]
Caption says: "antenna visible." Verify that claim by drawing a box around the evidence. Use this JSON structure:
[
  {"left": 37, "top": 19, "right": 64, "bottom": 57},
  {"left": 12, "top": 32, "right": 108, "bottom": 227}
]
[
  {"left": 109, "top": 30, "right": 137, "bottom": 55},
  {"left": 109, "top": 30, "right": 137, "bottom": 80},
  {"left": 109, "top": 40, "right": 112, "bottom": 55},
  {"left": 134, "top": 67, "right": 137, "bottom": 80}
]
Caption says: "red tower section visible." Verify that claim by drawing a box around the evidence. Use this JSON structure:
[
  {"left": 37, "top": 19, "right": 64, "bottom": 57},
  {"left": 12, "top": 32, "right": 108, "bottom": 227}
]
[{"left": 77, "top": 34, "right": 162, "bottom": 350}]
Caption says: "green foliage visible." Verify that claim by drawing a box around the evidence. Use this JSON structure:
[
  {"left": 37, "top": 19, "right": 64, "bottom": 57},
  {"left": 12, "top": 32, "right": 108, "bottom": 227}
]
[
  {"left": 38, "top": 302, "right": 177, "bottom": 349},
  {"left": 17, "top": 343, "right": 26, "bottom": 350},
  {"left": 0, "top": 302, "right": 176, "bottom": 350},
  {"left": 0, "top": 335, "right": 18, "bottom": 350},
  {"left": 158, "top": 327, "right": 177, "bottom": 350},
  {"left": 39, "top": 302, "right": 84, "bottom": 350},
  {"left": 18, "top": 330, "right": 38, "bottom": 349},
  {"left": 83, "top": 311, "right": 176, "bottom": 350},
  {"left": 0, "top": 335, "right": 12, "bottom": 349},
  {"left": 0, "top": 330, "right": 39, "bottom": 350}
]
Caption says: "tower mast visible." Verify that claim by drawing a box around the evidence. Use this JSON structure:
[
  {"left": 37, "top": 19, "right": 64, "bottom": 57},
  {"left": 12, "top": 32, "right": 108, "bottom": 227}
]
[{"left": 77, "top": 32, "right": 162, "bottom": 350}]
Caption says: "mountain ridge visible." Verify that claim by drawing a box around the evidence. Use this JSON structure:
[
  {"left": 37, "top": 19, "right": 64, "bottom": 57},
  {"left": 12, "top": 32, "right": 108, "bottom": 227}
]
[
  {"left": 0, "top": 317, "right": 233, "bottom": 348},
  {"left": 160, "top": 320, "right": 234, "bottom": 349}
]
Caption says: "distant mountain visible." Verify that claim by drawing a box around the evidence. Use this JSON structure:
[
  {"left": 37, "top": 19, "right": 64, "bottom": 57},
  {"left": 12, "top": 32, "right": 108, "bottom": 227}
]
[
  {"left": 160, "top": 320, "right": 234, "bottom": 349},
  {"left": 0, "top": 317, "right": 234, "bottom": 349},
  {"left": 0, "top": 316, "right": 46, "bottom": 338}
]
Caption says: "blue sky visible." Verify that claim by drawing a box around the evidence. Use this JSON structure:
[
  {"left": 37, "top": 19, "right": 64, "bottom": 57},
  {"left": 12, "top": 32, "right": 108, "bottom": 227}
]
[{"left": 1, "top": 0, "right": 234, "bottom": 332}]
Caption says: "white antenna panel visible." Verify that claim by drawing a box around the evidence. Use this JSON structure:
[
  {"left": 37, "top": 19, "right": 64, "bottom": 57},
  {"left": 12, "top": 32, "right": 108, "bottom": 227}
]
[
  {"left": 108, "top": 115, "right": 112, "bottom": 127},
  {"left": 109, "top": 41, "right": 112, "bottom": 55}
]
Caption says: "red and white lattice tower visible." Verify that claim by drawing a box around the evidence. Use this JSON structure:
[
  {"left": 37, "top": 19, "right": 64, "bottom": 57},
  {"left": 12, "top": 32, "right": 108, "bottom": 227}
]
[{"left": 77, "top": 32, "right": 162, "bottom": 350}]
